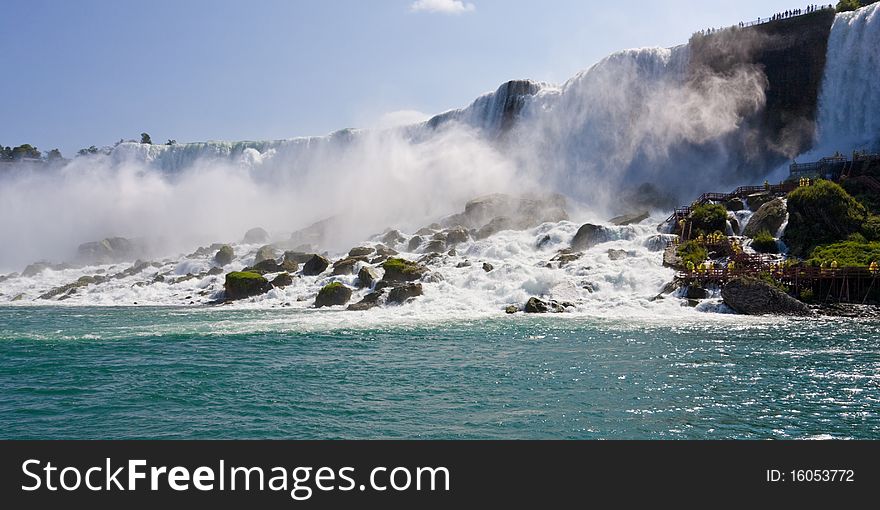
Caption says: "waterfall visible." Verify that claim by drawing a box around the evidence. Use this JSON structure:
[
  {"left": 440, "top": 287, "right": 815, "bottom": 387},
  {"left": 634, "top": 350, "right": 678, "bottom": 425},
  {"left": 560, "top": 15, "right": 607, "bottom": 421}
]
[{"left": 814, "top": 3, "right": 880, "bottom": 154}]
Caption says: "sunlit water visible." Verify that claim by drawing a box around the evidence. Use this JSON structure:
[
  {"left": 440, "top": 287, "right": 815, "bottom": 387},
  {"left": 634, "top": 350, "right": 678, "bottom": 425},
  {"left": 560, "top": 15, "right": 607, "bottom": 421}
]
[{"left": 1, "top": 306, "right": 877, "bottom": 439}]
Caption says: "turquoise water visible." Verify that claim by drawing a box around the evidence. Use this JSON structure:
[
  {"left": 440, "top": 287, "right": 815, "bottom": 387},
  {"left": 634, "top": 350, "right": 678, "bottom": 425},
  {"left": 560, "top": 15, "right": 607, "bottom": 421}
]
[{"left": 0, "top": 306, "right": 878, "bottom": 439}]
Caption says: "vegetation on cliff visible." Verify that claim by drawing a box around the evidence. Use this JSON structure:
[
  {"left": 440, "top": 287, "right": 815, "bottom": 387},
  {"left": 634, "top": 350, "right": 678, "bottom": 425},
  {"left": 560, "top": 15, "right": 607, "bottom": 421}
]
[
  {"left": 783, "top": 180, "right": 868, "bottom": 256},
  {"left": 689, "top": 204, "right": 728, "bottom": 236},
  {"left": 808, "top": 241, "right": 880, "bottom": 267},
  {"left": 677, "top": 240, "right": 709, "bottom": 267},
  {"left": 751, "top": 230, "right": 780, "bottom": 254}
]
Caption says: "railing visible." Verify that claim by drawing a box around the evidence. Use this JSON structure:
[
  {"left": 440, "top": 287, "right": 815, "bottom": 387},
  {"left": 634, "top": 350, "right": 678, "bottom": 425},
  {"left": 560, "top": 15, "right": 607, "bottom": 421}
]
[{"left": 663, "top": 183, "right": 796, "bottom": 225}]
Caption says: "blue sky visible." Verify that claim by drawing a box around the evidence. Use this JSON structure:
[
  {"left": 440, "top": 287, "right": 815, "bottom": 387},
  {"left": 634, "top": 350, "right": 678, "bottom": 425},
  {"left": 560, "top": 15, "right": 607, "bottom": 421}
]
[{"left": 1, "top": 0, "right": 816, "bottom": 155}]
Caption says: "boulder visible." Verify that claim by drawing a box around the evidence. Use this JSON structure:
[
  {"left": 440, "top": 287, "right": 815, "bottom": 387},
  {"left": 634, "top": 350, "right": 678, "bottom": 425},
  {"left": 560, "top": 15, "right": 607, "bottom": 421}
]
[
  {"left": 524, "top": 297, "right": 572, "bottom": 314},
  {"left": 247, "top": 259, "right": 284, "bottom": 274},
  {"left": 684, "top": 286, "right": 710, "bottom": 300},
  {"left": 388, "top": 283, "right": 423, "bottom": 304},
  {"left": 375, "top": 245, "right": 398, "bottom": 258},
  {"left": 536, "top": 235, "right": 552, "bottom": 249},
  {"left": 207, "top": 266, "right": 225, "bottom": 276},
  {"left": 22, "top": 262, "right": 52, "bottom": 277},
  {"left": 505, "top": 305, "right": 518, "bottom": 314},
  {"left": 571, "top": 224, "right": 611, "bottom": 252},
  {"left": 475, "top": 217, "right": 515, "bottom": 240},
  {"left": 332, "top": 257, "right": 361, "bottom": 276},
  {"left": 224, "top": 271, "right": 271, "bottom": 300},
  {"left": 407, "top": 236, "right": 423, "bottom": 252},
  {"left": 348, "top": 246, "right": 375, "bottom": 258},
  {"left": 423, "top": 240, "right": 446, "bottom": 253},
  {"left": 357, "top": 266, "right": 380, "bottom": 289},
  {"left": 302, "top": 254, "right": 330, "bottom": 276},
  {"left": 214, "top": 245, "right": 234, "bottom": 266},
  {"left": 482, "top": 262, "right": 494, "bottom": 273},
  {"left": 662, "top": 244, "right": 683, "bottom": 269},
  {"left": 746, "top": 193, "right": 773, "bottom": 211},
  {"left": 724, "top": 197, "right": 746, "bottom": 212},
  {"left": 552, "top": 249, "right": 582, "bottom": 267},
  {"left": 347, "top": 291, "right": 384, "bottom": 311},
  {"left": 381, "top": 258, "right": 428, "bottom": 283},
  {"left": 254, "top": 245, "right": 278, "bottom": 264},
  {"left": 607, "top": 249, "right": 629, "bottom": 261},
  {"left": 608, "top": 211, "right": 649, "bottom": 226},
  {"left": 743, "top": 198, "right": 787, "bottom": 238},
  {"left": 443, "top": 226, "right": 470, "bottom": 247},
  {"left": 315, "top": 282, "right": 352, "bottom": 308},
  {"left": 282, "top": 251, "right": 312, "bottom": 270},
  {"left": 243, "top": 227, "right": 270, "bottom": 244},
  {"left": 445, "top": 193, "right": 569, "bottom": 232},
  {"left": 381, "top": 230, "right": 405, "bottom": 247},
  {"left": 721, "top": 277, "right": 810, "bottom": 316},
  {"left": 270, "top": 272, "right": 293, "bottom": 288}
]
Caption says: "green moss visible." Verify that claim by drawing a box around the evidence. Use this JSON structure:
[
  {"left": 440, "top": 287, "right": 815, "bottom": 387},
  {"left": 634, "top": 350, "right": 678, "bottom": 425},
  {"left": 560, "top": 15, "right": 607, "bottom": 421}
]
[
  {"left": 321, "top": 281, "right": 344, "bottom": 291},
  {"left": 677, "top": 240, "right": 708, "bottom": 267},
  {"left": 382, "top": 258, "right": 419, "bottom": 275},
  {"left": 808, "top": 241, "right": 880, "bottom": 267},
  {"left": 783, "top": 180, "right": 868, "bottom": 256},
  {"left": 863, "top": 215, "right": 880, "bottom": 241},
  {"left": 751, "top": 229, "right": 779, "bottom": 254},
  {"left": 226, "top": 271, "right": 265, "bottom": 281},
  {"left": 689, "top": 204, "right": 728, "bottom": 236}
]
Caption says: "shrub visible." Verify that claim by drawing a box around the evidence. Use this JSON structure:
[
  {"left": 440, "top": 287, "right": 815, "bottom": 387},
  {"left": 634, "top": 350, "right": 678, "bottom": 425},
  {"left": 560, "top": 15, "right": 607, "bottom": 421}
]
[
  {"left": 689, "top": 204, "right": 728, "bottom": 236},
  {"left": 751, "top": 229, "right": 779, "bottom": 254},
  {"left": 677, "top": 240, "right": 708, "bottom": 267},
  {"left": 863, "top": 215, "right": 880, "bottom": 241},
  {"left": 783, "top": 180, "right": 868, "bottom": 256},
  {"left": 808, "top": 241, "right": 880, "bottom": 267}
]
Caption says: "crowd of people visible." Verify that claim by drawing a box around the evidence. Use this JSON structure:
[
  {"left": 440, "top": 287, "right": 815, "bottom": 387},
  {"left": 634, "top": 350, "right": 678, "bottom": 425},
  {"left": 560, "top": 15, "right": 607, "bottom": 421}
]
[{"left": 696, "top": 4, "right": 835, "bottom": 37}]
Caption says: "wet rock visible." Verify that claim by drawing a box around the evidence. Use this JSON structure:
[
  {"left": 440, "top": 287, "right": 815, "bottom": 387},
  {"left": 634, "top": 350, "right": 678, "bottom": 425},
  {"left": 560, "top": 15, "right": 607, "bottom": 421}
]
[
  {"left": 347, "top": 291, "right": 384, "bottom": 311},
  {"left": 375, "top": 245, "right": 398, "bottom": 258},
  {"left": 447, "top": 249, "right": 457, "bottom": 257},
  {"left": 357, "top": 266, "right": 380, "bottom": 289},
  {"left": 302, "top": 254, "right": 331, "bottom": 276},
  {"left": 607, "top": 249, "right": 629, "bottom": 261},
  {"left": 388, "top": 283, "right": 423, "bottom": 304},
  {"left": 22, "top": 262, "right": 52, "bottom": 277},
  {"left": 724, "top": 197, "right": 746, "bottom": 212},
  {"left": 571, "top": 224, "right": 611, "bottom": 252},
  {"left": 524, "top": 297, "right": 572, "bottom": 314},
  {"left": 270, "top": 272, "right": 293, "bottom": 288},
  {"left": 407, "top": 236, "right": 423, "bottom": 252},
  {"left": 475, "top": 217, "right": 515, "bottom": 240},
  {"left": 315, "top": 282, "right": 352, "bottom": 308},
  {"left": 243, "top": 227, "right": 270, "bottom": 244},
  {"left": 608, "top": 211, "right": 649, "bottom": 226},
  {"left": 348, "top": 246, "right": 375, "bottom": 258},
  {"left": 207, "top": 266, "right": 225, "bottom": 276},
  {"left": 721, "top": 277, "right": 810, "bottom": 316},
  {"left": 536, "top": 235, "right": 552, "bottom": 249},
  {"left": 443, "top": 226, "right": 470, "bottom": 247},
  {"left": 247, "top": 259, "right": 285, "bottom": 274},
  {"left": 684, "top": 286, "right": 710, "bottom": 300},
  {"left": 381, "top": 230, "right": 405, "bottom": 247},
  {"left": 552, "top": 249, "right": 582, "bottom": 267},
  {"left": 456, "top": 261, "right": 472, "bottom": 268},
  {"left": 505, "top": 305, "right": 518, "bottom": 314},
  {"left": 224, "top": 271, "right": 271, "bottom": 300},
  {"left": 482, "top": 262, "right": 494, "bottom": 272},
  {"left": 332, "top": 257, "right": 362, "bottom": 276},
  {"left": 743, "top": 198, "right": 787, "bottom": 238},
  {"left": 76, "top": 237, "right": 143, "bottom": 264},
  {"left": 424, "top": 240, "right": 446, "bottom": 253},
  {"left": 214, "top": 245, "right": 234, "bottom": 266},
  {"left": 381, "top": 258, "right": 428, "bottom": 283},
  {"left": 746, "top": 193, "right": 773, "bottom": 211},
  {"left": 662, "top": 244, "right": 683, "bottom": 269},
  {"left": 283, "top": 251, "right": 314, "bottom": 264},
  {"left": 254, "top": 245, "right": 278, "bottom": 264}
]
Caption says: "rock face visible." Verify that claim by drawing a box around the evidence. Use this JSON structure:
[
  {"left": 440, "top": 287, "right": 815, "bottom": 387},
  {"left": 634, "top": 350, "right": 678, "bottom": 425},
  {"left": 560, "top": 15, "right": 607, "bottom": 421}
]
[
  {"left": 381, "top": 258, "right": 428, "bottom": 283},
  {"left": 315, "top": 282, "right": 352, "bottom": 308},
  {"left": 254, "top": 245, "right": 277, "bottom": 264},
  {"left": 571, "top": 224, "right": 611, "bottom": 252},
  {"left": 608, "top": 211, "right": 649, "bottom": 226},
  {"left": 684, "top": 286, "right": 710, "bottom": 300},
  {"left": 243, "top": 227, "right": 270, "bottom": 244},
  {"left": 407, "top": 236, "right": 423, "bottom": 252},
  {"left": 724, "top": 197, "right": 746, "bottom": 212},
  {"left": 357, "top": 266, "right": 379, "bottom": 289},
  {"left": 348, "top": 246, "right": 375, "bottom": 258},
  {"left": 743, "top": 198, "right": 787, "bottom": 238},
  {"left": 214, "top": 245, "right": 234, "bottom": 266},
  {"left": 332, "top": 257, "right": 361, "bottom": 276},
  {"left": 721, "top": 277, "right": 810, "bottom": 316},
  {"left": 22, "top": 262, "right": 53, "bottom": 277},
  {"left": 224, "top": 272, "right": 271, "bottom": 300},
  {"left": 302, "top": 255, "right": 330, "bottom": 276},
  {"left": 76, "top": 237, "right": 142, "bottom": 264},
  {"left": 388, "top": 283, "right": 423, "bottom": 304}
]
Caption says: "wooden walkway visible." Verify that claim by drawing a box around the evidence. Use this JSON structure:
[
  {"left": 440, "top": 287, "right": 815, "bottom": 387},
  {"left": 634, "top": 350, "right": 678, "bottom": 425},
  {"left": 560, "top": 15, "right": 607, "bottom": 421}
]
[{"left": 665, "top": 183, "right": 797, "bottom": 225}]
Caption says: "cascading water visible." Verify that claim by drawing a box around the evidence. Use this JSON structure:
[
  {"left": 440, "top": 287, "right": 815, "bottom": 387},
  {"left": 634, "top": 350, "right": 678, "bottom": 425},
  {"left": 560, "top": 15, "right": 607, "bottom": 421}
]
[{"left": 814, "top": 3, "right": 880, "bottom": 154}]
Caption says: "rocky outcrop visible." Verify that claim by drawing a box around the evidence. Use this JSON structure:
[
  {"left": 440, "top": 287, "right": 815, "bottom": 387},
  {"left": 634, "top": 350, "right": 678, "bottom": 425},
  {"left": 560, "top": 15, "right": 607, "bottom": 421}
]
[
  {"left": 662, "top": 244, "right": 683, "bottom": 269},
  {"left": 721, "top": 277, "right": 810, "bottom": 316},
  {"left": 332, "top": 257, "right": 362, "bottom": 276},
  {"left": 214, "top": 245, "right": 234, "bottom": 266},
  {"left": 607, "top": 249, "right": 629, "bottom": 261},
  {"left": 224, "top": 271, "right": 271, "bottom": 300},
  {"left": 724, "top": 197, "right": 746, "bottom": 212},
  {"left": 357, "top": 266, "right": 379, "bottom": 289},
  {"left": 315, "top": 282, "right": 352, "bottom": 308},
  {"left": 482, "top": 262, "right": 494, "bottom": 272},
  {"left": 39, "top": 275, "right": 108, "bottom": 300},
  {"left": 247, "top": 259, "right": 285, "bottom": 274},
  {"left": 302, "top": 255, "right": 330, "bottom": 276},
  {"left": 243, "top": 227, "right": 270, "bottom": 244},
  {"left": 388, "top": 283, "right": 423, "bottom": 304},
  {"left": 407, "top": 236, "right": 423, "bottom": 252},
  {"left": 571, "top": 224, "right": 611, "bottom": 252},
  {"left": 743, "top": 198, "right": 787, "bottom": 238},
  {"left": 443, "top": 193, "right": 569, "bottom": 240},
  {"left": 348, "top": 246, "right": 375, "bottom": 258}
]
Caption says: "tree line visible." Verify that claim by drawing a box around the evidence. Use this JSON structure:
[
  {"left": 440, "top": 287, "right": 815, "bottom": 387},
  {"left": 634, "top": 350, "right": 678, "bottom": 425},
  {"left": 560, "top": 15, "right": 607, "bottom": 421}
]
[{"left": 2, "top": 132, "right": 177, "bottom": 162}]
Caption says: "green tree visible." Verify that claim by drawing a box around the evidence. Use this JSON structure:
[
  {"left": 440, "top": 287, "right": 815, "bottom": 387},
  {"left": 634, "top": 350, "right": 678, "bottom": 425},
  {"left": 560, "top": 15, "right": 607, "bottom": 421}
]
[
  {"left": 47, "top": 148, "right": 63, "bottom": 162},
  {"left": 140, "top": 132, "right": 152, "bottom": 145},
  {"left": 10, "top": 144, "right": 40, "bottom": 160},
  {"left": 0, "top": 145, "right": 12, "bottom": 160},
  {"left": 165, "top": 139, "right": 176, "bottom": 145},
  {"left": 77, "top": 145, "right": 100, "bottom": 156},
  {"left": 689, "top": 203, "right": 728, "bottom": 236}
]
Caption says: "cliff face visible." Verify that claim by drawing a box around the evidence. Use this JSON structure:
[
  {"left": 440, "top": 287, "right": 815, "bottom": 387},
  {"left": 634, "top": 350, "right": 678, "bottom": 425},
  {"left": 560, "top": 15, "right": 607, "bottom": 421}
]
[{"left": 687, "top": 10, "right": 837, "bottom": 178}]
